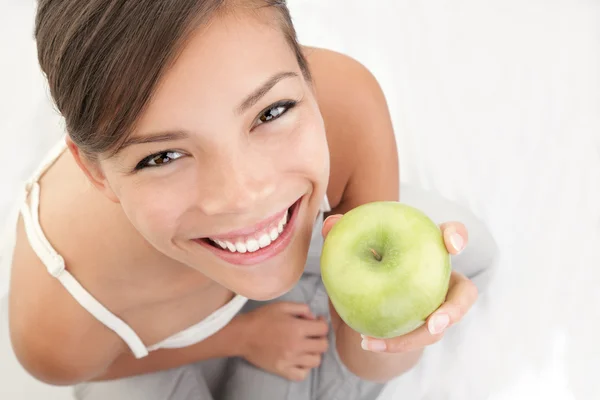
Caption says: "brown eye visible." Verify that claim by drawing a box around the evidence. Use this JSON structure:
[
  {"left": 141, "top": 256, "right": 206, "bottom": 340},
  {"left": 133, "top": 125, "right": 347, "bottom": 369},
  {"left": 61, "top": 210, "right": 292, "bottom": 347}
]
[
  {"left": 136, "top": 151, "right": 183, "bottom": 170},
  {"left": 255, "top": 100, "right": 297, "bottom": 126},
  {"left": 259, "top": 105, "right": 286, "bottom": 123},
  {"left": 150, "top": 154, "right": 170, "bottom": 165}
]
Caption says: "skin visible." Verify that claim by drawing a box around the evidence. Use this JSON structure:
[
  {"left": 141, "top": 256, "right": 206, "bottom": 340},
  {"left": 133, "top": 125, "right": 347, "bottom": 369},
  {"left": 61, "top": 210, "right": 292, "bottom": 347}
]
[{"left": 8, "top": 9, "right": 477, "bottom": 386}]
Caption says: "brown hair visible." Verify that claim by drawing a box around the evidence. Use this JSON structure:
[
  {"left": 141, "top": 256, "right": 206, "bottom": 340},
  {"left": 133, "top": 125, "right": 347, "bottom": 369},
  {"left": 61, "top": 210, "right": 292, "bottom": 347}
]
[{"left": 35, "top": 0, "right": 311, "bottom": 158}]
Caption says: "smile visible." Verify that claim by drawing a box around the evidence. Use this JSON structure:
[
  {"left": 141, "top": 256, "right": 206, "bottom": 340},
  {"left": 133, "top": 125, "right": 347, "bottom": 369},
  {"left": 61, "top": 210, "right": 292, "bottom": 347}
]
[
  {"left": 209, "top": 209, "right": 289, "bottom": 253},
  {"left": 193, "top": 197, "right": 303, "bottom": 266}
]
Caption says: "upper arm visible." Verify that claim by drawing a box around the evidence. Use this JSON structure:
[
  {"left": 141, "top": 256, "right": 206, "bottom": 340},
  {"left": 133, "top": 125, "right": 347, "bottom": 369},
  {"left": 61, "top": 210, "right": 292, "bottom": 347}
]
[
  {"left": 305, "top": 47, "right": 399, "bottom": 214},
  {"left": 306, "top": 48, "right": 405, "bottom": 377},
  {"left": 8, "top": 216, "right": 120, "bottom": 386},
  {"left": 334, "top": 62, "right": 399, "bottom": 211}
]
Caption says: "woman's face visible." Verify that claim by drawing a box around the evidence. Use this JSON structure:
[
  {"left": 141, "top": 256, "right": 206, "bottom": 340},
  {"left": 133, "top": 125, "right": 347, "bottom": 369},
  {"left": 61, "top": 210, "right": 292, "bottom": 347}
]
[{"left": 94, "top": 12, "right": 330, "bottom": 300}]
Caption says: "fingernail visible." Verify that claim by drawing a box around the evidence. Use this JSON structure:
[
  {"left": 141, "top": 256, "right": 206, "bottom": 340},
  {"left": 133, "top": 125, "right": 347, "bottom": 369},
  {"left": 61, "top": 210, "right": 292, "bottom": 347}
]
[
  {"left": 450, "top": 232, "right": 464, "bottom": 253},
  {"left": 360, "top": 339, "right": 369, "bottom": 350},
  {"left": 428, "top": 314, "right": 450, "bottom": 335},
  {"left": 361, "top": 338, "right": 386, "bottom": 352},
  {"left": 324, "top": 215, "right": 336, "bottom": 225}
]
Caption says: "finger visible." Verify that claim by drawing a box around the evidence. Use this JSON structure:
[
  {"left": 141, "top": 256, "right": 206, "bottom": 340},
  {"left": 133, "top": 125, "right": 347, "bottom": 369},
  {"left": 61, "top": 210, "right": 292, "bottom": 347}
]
[
  {"left": 288, "top": 367, "right": 310, "bottom": 382},
  {"left": 361, "top": 271, "right": 479, "bottom": 353},
  {"left": 361, "top": 324, "right": 445, "bottom": 353},
  {"left": 296, "top": 354, "right": 322, "bottom": 369},
  {"left": 300, "top": 318, "right": 329, "bottom": 337},
  {"left": 322, "top": 215, "right": 343, "bottom": 238},
  {"left": 439, "top": 221, "right": 468, "bottom": 255},
  {"left": 304, "top": 338, "right": 329, "bottom": 354},
  {"left": 428, "top": 270, "right": 478, "bottom": 330},
  {"left": 280, "top": 302, "right": 315, "bottom": 319}
]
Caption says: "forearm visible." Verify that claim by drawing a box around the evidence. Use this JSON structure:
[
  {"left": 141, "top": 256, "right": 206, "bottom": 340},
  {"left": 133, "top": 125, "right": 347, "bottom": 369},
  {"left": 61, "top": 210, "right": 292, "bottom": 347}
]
[
  {"left": 93, "top": 314, "right": 247, "bottom": 381},
  {"left": 331, "top": 303, "right": 423, "bottom": 383}
]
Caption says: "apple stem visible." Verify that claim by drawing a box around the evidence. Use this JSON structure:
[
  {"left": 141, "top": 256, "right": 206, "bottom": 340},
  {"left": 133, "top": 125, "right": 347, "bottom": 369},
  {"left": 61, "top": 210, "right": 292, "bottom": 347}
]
[{"left": 370, "top": 248, "right": 382, "bottom": 261}]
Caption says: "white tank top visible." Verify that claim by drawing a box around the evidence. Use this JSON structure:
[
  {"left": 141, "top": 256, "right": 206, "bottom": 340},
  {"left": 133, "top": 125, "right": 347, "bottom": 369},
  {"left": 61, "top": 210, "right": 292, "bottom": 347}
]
[{"left": 0, "top": 139, "right": 332, "bottom": 359}]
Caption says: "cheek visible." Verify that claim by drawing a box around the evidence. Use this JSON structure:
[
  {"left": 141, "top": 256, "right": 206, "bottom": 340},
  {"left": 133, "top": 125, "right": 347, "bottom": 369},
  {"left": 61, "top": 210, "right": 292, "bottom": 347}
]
[
  {"left": 301, "top": 124, "right": 330, "bottom": 186},
  {"left": 276, "top": 111, "right": 330, "bottom": 181},
  {"left": 118, "top": 177, "right": 198, "bottom": 243}
]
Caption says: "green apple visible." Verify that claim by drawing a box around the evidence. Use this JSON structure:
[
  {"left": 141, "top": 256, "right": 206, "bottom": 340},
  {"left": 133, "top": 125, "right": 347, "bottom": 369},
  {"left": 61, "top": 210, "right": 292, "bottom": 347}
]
[{"left": 320, "top": 201, "right": 451, "bottom": 339}]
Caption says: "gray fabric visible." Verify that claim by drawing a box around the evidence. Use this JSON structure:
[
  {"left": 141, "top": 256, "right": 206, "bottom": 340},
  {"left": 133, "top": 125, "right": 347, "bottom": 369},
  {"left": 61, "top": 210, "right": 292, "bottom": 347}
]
[
  {"left": 73, "top": 274, "right": 385, "bottom": 400},
  {"left": 221, "top": 274, "right": 385, "bottom": 400},
  {"left": 301, "top": 206, "right": 326, "bottom": 276},
  {"left": 73, "top": 188, "right": 498, "bottom": 400},
  {"left": 73, "top": 358, "right": 227, "bottom": 400}
]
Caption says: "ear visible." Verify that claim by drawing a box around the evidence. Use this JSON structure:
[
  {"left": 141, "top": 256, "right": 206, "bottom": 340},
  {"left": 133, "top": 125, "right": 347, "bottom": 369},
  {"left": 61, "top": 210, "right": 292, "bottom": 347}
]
[{"left": 66, "top": 137, "right": 120, "bottom": 204}]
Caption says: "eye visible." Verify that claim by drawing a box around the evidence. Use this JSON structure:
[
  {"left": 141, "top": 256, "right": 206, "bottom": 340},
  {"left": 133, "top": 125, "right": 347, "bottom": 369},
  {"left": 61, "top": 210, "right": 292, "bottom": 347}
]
[
  {"left": 255, "top": 100, "right": 297, "bottom": 126},
  {"left": 135, "top": 151, "right": 184, "bottom": 170}
]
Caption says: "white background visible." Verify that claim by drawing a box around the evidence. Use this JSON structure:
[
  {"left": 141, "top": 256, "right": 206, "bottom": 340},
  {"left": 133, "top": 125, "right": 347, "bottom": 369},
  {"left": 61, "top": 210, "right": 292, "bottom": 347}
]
[{"left": 1, "top": 0, "right": 599, "bottom": 399}]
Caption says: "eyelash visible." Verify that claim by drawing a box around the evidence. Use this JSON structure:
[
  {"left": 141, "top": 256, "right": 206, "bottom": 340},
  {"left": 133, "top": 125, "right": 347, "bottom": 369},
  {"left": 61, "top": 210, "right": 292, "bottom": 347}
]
[
  {"left": 254, "top": 100, "right": 297, "bottom": 127},
  {"left": 134, "top": 100, "right": 297, "bottom": 171},
  {"left": 134, "top": 151, "right": 184, "bottom": 171}
]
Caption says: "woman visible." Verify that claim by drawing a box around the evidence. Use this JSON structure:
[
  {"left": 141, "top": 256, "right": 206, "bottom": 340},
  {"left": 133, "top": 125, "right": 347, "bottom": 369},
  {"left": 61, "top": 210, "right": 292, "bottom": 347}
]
[{"left": 5, "top": 1, "right": 482, "bottom": 399}]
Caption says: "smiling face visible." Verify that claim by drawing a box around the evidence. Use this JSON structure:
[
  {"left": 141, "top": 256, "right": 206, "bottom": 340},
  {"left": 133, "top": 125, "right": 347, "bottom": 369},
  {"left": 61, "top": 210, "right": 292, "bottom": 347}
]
[{"left": 83, "top": 11, "right": 330, "bottom": 300}]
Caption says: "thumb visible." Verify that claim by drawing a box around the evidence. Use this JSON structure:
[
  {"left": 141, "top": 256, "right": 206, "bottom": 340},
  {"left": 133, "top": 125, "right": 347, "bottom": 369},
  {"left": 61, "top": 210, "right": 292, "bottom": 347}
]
[{"left": 322, "top": 215, "right": 343, "bottom": 238}]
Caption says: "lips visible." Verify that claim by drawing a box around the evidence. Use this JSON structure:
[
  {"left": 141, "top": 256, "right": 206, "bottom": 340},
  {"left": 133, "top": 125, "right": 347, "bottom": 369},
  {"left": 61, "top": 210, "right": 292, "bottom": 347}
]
[
  {"left": 207, "top": 210, "right": 289, "bottom": 253},
  {"left": 193, "top": 197, "right": 303, "bottom": 266}
]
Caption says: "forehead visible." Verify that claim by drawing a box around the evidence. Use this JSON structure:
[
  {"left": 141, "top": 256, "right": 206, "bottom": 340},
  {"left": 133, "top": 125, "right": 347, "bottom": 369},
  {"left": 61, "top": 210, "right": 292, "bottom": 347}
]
[{"left": 139, "top": 10, "right": 300, "bottom": 124}]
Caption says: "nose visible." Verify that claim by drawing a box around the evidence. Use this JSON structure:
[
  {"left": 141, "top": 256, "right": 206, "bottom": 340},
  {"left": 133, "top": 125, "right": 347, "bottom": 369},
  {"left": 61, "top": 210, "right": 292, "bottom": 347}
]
[{"left": 196, "top": 151, "right": 276, "bottom": 216}]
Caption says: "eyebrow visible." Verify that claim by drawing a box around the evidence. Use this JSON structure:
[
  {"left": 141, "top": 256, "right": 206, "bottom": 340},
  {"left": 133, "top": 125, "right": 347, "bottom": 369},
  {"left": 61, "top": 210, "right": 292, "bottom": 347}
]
[
  {"left": 236, "top": 71, "right": 299, "bottom": 115},
  {"left": 114, "top": 71, "right": 299, "bottom": 156},
  {"left": 114, "top": 131, "right": 189, "bottom": 156}
]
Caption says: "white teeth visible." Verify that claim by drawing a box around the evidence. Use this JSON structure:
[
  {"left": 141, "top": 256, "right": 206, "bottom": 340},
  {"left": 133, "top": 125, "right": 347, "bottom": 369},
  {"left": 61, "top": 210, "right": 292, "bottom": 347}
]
[
  {"left": 210, "top": 208, "right": 291, "bottom": 253},
  {"left": 258, "top": 234, "right": 271, "bottom": 248},
  {"left": 225, "top": 241, "right": 236, "bottom": 252},
  {"left": 246, "top": 239, "right": 259, "bottom": 252},
  {"left": 277, "top": 213, "right": 285, "bottom": 233},
  {"left": 235, "top": 242, "right": 247, "bottom": 253},
  {"left": 278, "top": 210, "right": 288, "bottom": 233}
]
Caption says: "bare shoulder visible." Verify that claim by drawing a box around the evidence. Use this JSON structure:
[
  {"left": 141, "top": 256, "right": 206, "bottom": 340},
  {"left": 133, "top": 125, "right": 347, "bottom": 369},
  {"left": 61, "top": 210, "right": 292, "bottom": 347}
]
[
  {"left": 8, "top": 151, "right": 131, "bottom": 384},
  {"left": 303, "top": 47, "right": 398, "bottom": 212},
  {"left": 9, "top": 217, "right": 124, "bottom": 385}
]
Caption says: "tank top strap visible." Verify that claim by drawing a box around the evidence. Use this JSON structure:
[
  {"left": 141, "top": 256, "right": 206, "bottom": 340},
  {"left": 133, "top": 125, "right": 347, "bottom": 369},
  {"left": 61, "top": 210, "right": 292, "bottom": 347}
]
[
  {"left": 0, "top": 138, "right": 67, "bottom": 299},
  {"left": 19, "top": 150, "right": 150, "bottom": 358},
  {"left": 320, "top": 195, "right": 332, "bottom": 213},
  {"left": 24, "top": 137, "right": 68, "bottom": 192}
]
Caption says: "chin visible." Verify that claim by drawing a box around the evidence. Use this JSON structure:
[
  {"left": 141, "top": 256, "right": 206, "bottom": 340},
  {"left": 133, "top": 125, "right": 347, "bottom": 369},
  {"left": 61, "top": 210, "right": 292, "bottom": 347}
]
[
  {"left": 189, "top": 194, "right": 319, "bottom": 301},
  {"left": 234, "top": 256, "right": 307, "bottom": 301}
]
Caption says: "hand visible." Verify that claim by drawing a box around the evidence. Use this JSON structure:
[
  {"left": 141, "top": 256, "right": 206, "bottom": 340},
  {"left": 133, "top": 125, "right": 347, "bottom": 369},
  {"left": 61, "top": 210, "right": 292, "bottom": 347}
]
[
  {"left": 237, "top": 302, "right": 330, "bottom": 381},
  {"left": 322, "top": 215, "right": 478, "bottom": 354}
]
